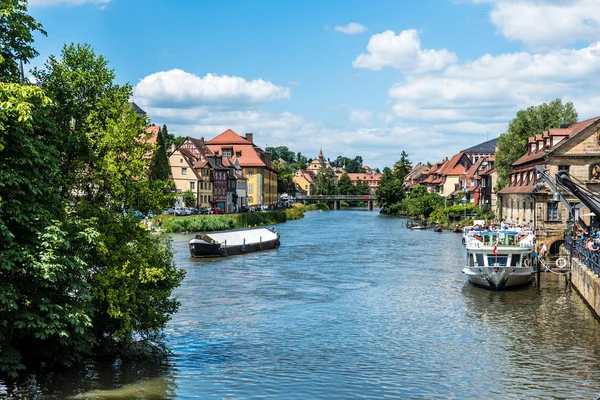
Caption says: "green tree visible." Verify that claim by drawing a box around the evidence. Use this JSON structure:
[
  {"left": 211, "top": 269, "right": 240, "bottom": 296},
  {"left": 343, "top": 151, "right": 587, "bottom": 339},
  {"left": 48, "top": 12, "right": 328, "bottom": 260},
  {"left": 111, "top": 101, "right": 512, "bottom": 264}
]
[
  {"left": 0, "top": 0, "right": 46, "bottom": 83},
  {"left": 355, "top": 179, "right": 371, "bottom": 196},
  {"left": 315, "top": 168, "right": 336, "bottom": 195},
  {"left": 274, "top": 159, "right": 296, "bottom": 196},
  {"left": 162, "top": 124, "right": 185, "bottom": 150},
  {"left": 337, "top": 172, "right": 355, "bottom": 195},
  {"left": 266, "top": 146, "right": 296, "bottom": 163},
  {"left": 401, "top": 185, "right": 444, "bottom": 218},
  {"left": 392, "top": 151, "right": 412, "bottom": 181},
  {"left": 149, "top": 126, "right": 171, "bottom": 180},
  {"left": 495, "top": 99, "right": 577, "bottom": 188},
  {"left": 376, "top": 167, "right": 405, "bottom": 212},
  {"left": 183, "top": 190, "right": 196, "bottom": 207},
  {"left": 0, "top": 40, "right": 184, "bottom": 379}
]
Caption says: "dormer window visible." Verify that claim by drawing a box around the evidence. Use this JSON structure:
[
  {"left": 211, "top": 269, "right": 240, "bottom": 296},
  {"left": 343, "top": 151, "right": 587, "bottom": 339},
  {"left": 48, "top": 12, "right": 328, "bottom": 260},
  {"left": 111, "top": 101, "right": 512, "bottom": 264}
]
[{"left": 236, "top": 151, "right": 241, "bottom": 158}]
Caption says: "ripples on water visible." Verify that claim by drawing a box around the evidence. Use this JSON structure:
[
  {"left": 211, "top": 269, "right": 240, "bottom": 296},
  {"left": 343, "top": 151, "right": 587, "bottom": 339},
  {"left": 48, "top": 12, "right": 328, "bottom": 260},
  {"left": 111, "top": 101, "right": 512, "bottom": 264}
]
[{"left": 16, "top": 209, "right": 600, "bottom": 399}]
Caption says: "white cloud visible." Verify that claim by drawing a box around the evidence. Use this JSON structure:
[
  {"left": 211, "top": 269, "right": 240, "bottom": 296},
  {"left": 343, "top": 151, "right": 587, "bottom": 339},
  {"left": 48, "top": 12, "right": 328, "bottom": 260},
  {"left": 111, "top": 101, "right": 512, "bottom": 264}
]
[
  {"left": 28, "top": 0, "right": 110, "bottom": 6},
  {"left": 134, "top": 69, "right": 291, "bottom": 109},
  {"left": 353, "top": 29, "right": 457, "bottom": 73},
  {"left": 348, "top": 109, "right": 373, "bottom": 125},
  {"left": 476, "top": 0, "right": 600, "bottom": 48},
  {"left": 334, "top": 22, "right": 367, "bottom": 35},
  {"left": 387, "top": 42, "right": 600, "bottom": 126}
]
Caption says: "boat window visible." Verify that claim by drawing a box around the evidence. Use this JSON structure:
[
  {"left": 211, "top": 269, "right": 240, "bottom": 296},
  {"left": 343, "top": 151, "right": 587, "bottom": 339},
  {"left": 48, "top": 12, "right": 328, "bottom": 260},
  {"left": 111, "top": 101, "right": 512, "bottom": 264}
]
[
  {"left": 476, "top": 254, "right": 485, "bottom": 267},
  {"left": 488, "top": 256, "right": 508, "bottom": 266},
  {"left": 510, "top": 254, "right": 520, "bottom": 266},
  {"left": 468, "top": 253, "right": 476, "bottom": 267},
  {"left": 506, "top": 234, "right": 516, "bottom": 246}
]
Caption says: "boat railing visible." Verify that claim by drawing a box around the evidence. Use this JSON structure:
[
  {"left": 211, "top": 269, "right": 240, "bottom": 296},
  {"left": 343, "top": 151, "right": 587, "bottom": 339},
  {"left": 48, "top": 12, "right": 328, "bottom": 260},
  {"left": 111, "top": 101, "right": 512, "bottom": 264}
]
[{"left": 565, "top": 235, "right": 600, "bottom": 276}]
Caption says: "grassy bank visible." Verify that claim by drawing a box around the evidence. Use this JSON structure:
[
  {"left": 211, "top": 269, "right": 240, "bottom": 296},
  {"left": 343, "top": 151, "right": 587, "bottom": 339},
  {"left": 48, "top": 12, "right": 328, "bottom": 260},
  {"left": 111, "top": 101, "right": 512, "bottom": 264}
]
[{"left": 157, "top": 203, "right": 326, "bottom": 233}]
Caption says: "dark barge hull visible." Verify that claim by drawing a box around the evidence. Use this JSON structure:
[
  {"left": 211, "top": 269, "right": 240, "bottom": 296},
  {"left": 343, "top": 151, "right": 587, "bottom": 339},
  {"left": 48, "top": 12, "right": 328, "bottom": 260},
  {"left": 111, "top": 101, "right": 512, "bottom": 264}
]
[
  {"left": 189, "top": 228, "right": 281, "bottom": 258},
  {"left": 189, "top": 238, "right": 280, "bottom": 258}
]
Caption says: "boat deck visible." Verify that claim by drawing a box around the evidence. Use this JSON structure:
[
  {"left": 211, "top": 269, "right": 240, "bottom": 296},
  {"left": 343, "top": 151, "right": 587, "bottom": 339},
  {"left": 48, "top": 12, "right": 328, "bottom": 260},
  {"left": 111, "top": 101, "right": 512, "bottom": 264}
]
[{"left": 203, "top": 228, "right": 279, "bottom": 246}]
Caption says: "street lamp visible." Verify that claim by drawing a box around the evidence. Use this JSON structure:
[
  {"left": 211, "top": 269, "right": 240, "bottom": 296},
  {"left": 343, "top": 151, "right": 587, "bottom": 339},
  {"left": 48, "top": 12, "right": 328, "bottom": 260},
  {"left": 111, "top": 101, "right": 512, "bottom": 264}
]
[{"left": 462, "top": 196, "right": 467, "bottom": 221}]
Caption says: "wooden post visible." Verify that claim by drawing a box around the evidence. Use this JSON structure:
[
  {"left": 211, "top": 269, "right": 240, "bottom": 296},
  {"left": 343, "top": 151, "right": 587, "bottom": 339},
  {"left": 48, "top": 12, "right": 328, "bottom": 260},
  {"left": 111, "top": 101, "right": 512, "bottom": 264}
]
[
  {"left": 368, "top": 200, "right": 373, "bottom": 211},
  {"left": 536, "top": 257, "right": 541, "bottom": 287},
  {"left": 334, "top": 200, "right": 339, "bottom": 210}
]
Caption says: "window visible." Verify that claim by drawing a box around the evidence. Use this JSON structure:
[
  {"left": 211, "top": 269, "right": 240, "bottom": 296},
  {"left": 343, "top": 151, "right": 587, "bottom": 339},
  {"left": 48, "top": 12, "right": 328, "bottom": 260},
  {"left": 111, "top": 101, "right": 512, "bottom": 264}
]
[
  {"left": 182, "top": 167, "right": 187, "bottom": 175},
  {"left": 247, "top": 169, "right": 254, "bottom": 178},
  {"left": 180, "top": 158, "right": 183, "bottom": 163},
  {"left": 236, "top": 151, "right": 241, "bottom": 158},
  {"left": 547, "top": 202, "right": 559, "bottom": 221},
  {"left": 222, "top": 148, "right": 232, "bottom": 158},
  {"left": 248, "top": 196, "right": 253, "bottom": 203},
  {"left": 248, "top": 183, "right": 254, "bottom": 194},
  {"left": 190, "top": 182, "right": 195, "bottom": 190},
  {"left": 558, "top": 165, "right": 570, "bottom": 173}
]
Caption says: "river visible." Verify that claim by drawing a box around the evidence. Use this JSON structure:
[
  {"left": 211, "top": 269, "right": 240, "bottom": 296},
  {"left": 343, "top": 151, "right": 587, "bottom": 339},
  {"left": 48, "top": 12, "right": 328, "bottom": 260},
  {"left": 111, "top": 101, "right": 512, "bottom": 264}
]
[{"left": 11, "top": 209, "right": 600, "bottom": 399}]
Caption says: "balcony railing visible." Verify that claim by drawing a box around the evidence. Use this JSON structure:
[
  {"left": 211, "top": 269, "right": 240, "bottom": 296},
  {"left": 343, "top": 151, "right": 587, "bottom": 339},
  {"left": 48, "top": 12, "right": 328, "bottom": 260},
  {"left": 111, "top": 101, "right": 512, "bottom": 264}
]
[{"left": 565, "top": 235, "right": 600, "bottom": 276}]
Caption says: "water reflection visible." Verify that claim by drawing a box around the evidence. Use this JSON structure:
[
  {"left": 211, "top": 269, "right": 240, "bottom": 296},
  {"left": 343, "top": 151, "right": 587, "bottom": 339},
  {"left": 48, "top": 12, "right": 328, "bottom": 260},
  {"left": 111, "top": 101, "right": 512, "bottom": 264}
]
[{"left": 6, "top": 360, "right": 176, "bottom": 399}]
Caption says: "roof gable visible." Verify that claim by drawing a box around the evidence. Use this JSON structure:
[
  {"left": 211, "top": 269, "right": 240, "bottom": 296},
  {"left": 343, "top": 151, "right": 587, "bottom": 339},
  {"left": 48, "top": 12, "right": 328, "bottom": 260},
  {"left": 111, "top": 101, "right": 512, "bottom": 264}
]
[{"left": 205, "top": 129, "right": 250, "bottom": 145}]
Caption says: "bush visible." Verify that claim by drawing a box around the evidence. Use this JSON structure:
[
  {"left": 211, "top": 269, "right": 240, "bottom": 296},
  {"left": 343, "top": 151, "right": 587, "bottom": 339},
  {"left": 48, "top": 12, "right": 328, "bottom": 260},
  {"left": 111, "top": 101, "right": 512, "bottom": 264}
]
[
  {"left": 161, "top": 215, "right": 236, "bottom": 233},
  {"left": 235, "top": 211, "right": 287, "bottom": 227},
  {"left": 314, "top": 201, "right": 329, "bottom": 210}
]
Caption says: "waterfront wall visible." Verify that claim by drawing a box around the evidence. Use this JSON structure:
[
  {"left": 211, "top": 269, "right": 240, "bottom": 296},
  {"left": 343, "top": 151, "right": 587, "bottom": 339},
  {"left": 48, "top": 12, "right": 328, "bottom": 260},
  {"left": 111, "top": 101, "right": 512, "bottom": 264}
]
[{"left": 570, "top": 256, "right": 600, "bottom": 318}]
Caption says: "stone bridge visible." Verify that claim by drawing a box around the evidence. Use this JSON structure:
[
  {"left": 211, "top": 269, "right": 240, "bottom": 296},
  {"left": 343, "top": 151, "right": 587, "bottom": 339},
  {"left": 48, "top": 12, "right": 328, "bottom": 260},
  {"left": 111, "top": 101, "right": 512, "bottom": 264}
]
[{"left": 295, "top": 195, "right": 376, "bottom": 211}]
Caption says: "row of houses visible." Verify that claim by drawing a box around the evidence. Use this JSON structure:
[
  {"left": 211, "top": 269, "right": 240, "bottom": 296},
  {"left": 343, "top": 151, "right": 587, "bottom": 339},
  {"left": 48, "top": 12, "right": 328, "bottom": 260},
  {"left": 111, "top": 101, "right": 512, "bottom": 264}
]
[
  {"left": 292, "top": 149, "right": 382, "bottom": 196},
  {"left": 405, "top": 116, "right": 600, "bottom": 252},
  {"left": 166, "top": 128, "right": 278, "bottom": 213},
  {"left": 404, "top": 138, "right": 498, "bottom": 208}
]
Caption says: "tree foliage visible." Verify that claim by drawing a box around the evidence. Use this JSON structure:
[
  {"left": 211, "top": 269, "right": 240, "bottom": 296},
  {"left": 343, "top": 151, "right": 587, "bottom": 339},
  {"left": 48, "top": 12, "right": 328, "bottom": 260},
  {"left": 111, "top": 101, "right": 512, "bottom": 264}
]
[
  {"left": 331, "top": 155, "right": 363, "bottom": 173},
  {"left": 273, "top": 159, "right": 296, "bottom": 196},
  {"left": 149, "top": 126, "right": 171, "bottom": 180},
  {"left": 495, "top": 99, "right": 578, "bottom": 188},
  {"left": 399, "top": 185, "right": 444, "bottom": 218},
  {"left": 265, "top": 146, "right": 296, "bottom": 164},
  {"left": 315, "top": 168, "right": 336, "bottom": 195},
  {"left": 0, "top": 37, "right": 184, "bottom": 378},
  {"left": 162, "top": 124, "right": 185, "bottom": 150},
  {"left": 376, "top": 167, "right": 405, "bottom": 212},
  {"left": 0, "top": 0, "right": 46, "bottom": 83},
  {"left": 337, "top": 172, "right": 355, "bottom": 195},
  {"left": 183, "top": 190, "right": 196, "bottom": 207},
  {"left": 392, "top": 151, "right": 412, "bottom": 181}
]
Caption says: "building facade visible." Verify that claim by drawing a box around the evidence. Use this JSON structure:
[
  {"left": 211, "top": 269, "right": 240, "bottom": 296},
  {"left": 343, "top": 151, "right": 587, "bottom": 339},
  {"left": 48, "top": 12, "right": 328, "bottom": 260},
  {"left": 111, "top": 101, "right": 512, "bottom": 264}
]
[
  {"left": 206, "top": 130, "right": 278, "bottom": 207},
  {"left": 498, "top": 117, "right": 600, "bottom": 251}
]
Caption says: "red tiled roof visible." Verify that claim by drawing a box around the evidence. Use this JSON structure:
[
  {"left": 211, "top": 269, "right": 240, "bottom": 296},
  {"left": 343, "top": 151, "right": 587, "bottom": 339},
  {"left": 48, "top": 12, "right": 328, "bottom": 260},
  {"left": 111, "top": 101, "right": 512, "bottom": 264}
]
[
  {"left": 498, "top": 183, "right": 536, "bottom": 194},
  {"left": 206, "top": 130, "right": 275, "bottom": 170},
  {"left": 439, "top": 152, "right": 470, "bottom": 176},
  {"left": 341, "top": 173, "right": 382, "bottom": 182},
  {"left": 146, "top": 125, "right": 160, "bottom": 145},
  {"left": 514, "top": 116, "right": 600, "bottom": 166},
  {"left": 205, "top": 129, "right": 251, "bottom": 145}
]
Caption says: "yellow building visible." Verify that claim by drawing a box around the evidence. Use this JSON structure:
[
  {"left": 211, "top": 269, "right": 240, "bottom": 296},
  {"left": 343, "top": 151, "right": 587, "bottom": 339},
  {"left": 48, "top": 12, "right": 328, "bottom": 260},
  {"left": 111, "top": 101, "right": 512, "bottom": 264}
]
[{"left": 206, "top": 130, "right": 278, "bottom": 206}]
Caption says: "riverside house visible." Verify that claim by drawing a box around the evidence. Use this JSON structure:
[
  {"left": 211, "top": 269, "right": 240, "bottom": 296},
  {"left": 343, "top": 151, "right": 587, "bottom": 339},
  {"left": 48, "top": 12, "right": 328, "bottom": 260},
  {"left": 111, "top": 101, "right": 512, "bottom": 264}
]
[
  {"left": 498, "top": 117, "right": 600, "bottom": 252},
  {"left": 205, "top": 130, "right": 278, "bottom": 207},
  {"left": 169, "top": 137, "right": 216, "bottom": 208}
]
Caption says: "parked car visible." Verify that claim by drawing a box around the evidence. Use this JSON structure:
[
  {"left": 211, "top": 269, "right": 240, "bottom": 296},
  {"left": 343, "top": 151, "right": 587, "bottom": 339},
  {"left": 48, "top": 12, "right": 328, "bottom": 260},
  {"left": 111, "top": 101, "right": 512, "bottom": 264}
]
[
  {"left": 174, "top": 207, "right": 185, "bottom": 216},
  {"left": 183, "top": 207, "right": 192, "bottom": 216},
  {"left": 163, "top": 208, "right": 174, "bottom": 215},
  {"left": 211, "top": 207, "right": 225, "bottom": 214}
]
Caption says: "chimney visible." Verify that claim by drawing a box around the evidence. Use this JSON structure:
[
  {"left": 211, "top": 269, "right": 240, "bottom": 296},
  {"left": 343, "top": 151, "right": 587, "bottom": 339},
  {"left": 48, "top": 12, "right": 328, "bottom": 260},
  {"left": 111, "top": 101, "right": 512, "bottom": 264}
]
[
  {"left": 171, "top": 144, "right": 176, "bottom": 153},
  {"left": 245, "top": 133, "right": 253, "bottom": 143}
]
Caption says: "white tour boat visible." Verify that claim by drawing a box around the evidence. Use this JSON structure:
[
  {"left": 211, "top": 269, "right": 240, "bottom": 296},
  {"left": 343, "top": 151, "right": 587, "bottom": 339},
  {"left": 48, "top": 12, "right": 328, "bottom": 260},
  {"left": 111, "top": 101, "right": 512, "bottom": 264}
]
[{"left": 461, "top": 230, "right": 536, "bottom": 290}]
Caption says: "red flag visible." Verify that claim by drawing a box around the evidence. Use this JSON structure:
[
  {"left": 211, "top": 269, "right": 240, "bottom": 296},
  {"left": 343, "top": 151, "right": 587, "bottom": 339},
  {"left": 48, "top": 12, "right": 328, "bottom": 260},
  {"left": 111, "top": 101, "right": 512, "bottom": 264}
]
[{"left": 493, "top": 241, "right": 498, "bottom": 255}]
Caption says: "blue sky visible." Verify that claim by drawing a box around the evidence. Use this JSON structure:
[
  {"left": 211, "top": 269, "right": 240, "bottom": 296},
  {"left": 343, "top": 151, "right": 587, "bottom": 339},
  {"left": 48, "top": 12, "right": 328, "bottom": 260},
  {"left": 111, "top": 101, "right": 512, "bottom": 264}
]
[{"left": 27, "top": 0, "right": 600, "bottom": 169}]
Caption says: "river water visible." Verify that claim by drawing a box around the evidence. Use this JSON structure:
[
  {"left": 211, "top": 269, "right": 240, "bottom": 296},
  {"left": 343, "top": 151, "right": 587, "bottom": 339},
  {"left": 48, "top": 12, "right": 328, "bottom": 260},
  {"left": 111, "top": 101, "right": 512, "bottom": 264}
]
[{"left": 12, "top": 209, "right": 600, "bottom": 399}]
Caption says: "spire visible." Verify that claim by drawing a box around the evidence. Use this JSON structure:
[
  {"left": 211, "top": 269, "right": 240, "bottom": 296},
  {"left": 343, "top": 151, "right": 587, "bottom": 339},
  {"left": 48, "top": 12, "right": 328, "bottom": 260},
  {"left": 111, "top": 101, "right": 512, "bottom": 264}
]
[{"left": 319, "top": 148, "right": 324, "bottom": 159}]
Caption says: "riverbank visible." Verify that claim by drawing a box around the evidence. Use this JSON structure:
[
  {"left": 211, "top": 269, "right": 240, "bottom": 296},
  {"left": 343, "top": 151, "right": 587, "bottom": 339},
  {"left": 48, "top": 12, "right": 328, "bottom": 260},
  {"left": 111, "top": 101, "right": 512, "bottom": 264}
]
[{"left": 157, "top": 203, "right": 326, "bottom": 233}]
